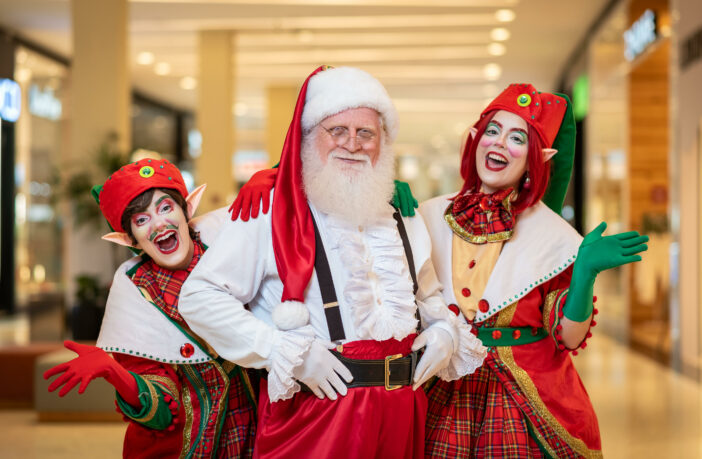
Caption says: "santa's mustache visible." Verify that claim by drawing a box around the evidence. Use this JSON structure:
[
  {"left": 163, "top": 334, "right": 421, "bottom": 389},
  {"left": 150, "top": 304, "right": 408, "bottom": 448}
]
[{"left": 329, "top": 150, "right": 371, "bottom": 165}]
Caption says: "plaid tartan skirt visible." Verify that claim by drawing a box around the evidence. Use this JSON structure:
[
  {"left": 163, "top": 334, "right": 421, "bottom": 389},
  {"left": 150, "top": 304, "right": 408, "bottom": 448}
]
[
  {"left": 216, "top": 368, "right": 256, "bottom": 458},
  {"left": 425, "top": 352, "right": 583, "bottom": 459}
]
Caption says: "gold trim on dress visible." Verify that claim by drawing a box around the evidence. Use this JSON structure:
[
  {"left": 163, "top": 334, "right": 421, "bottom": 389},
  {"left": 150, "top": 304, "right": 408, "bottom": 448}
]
[
  {"left": 143, "top": 374, "right": 180, "bottom": 402},
  {"left": 496, "top": 343, "right": 603, "bottom": 458},
  {"left": 444, "top": 204, "right": 513, "bottom": 244},
  {"left": 541, "top": 290, "right": 561, "bottom": 331},
  {"left": 135, "top": 379, "right": 160, "bottom": 424},
  {"left": 179, "top": 370, "right": 195, "bottom": 459}
]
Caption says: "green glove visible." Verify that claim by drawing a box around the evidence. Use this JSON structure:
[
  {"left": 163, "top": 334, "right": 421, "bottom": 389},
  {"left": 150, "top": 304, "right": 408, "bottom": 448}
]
[
  {"left": 392, "top": 180, "right": 419, "bottom": 217},
  {"left": 563, "top": 222, "right": 649, "bottom": 322}
]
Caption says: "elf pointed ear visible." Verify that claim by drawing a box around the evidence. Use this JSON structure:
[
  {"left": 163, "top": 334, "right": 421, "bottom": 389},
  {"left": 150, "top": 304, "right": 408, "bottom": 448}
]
[
  {"left": 102, "top": 232, "right": 137, "bottom": 248},
  {"left": 469, "top": 127, "right": 478, "bottom": 139},
  {"left": 185, "top": 184, "right": 207, "bottom": 219},
  {"left": 542, "top": 148, "right": 558, "bottom": 162}
]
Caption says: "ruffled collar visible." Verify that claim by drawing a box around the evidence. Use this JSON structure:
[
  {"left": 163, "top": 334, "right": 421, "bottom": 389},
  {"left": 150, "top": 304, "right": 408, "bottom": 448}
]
[
  {"left": 324, "top": 213, "right": 418, "bottom": 341},
  {"left": 444, "top": 188, "right": 516, "bottom": 244}
]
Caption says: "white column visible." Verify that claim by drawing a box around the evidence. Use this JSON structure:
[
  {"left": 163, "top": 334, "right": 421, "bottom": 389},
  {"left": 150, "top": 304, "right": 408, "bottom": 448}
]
[
  {"left": 196, "top": 30, "right": 235, "bottom": 213},
  {"left": 66, "top": 0, "right": 130, "bottom": 305}
]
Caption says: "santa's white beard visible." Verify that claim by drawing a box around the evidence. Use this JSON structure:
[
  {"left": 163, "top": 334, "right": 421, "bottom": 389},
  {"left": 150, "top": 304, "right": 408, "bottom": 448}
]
[{"left": 301, "top": 136, "right": 396, "bottom": 226}]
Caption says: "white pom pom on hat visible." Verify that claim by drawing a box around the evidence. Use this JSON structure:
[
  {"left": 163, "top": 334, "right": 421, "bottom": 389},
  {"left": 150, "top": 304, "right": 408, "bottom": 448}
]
[
  {"left": 301, "top": 66, "right": 398, "bottom": 142},
  {"left": 272, "top": 300, "right": 310, "bottom": 330}
]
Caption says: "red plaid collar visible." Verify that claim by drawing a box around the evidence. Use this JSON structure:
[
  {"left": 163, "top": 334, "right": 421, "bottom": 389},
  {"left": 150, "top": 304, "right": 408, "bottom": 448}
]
[
  {"left": 445, "top": 189, "right": 516, "bottom": 244},
  {"left": 131, "top": 234, "right": 205, "bottom": 325}
]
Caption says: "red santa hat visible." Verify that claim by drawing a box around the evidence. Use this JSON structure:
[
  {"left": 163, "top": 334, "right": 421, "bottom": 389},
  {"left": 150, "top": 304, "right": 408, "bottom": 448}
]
[
  {"left": 270, "top": 65, "right": 397, "bottom": 330},
  {"left": 98, "top": 159, "right": 187, "bottom": 232}
]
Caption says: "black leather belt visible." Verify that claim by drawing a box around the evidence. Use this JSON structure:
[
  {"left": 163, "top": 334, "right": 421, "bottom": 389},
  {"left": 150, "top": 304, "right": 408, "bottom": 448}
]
[{"left": 301, "top": 351, "right": 418, "bottom": 392}]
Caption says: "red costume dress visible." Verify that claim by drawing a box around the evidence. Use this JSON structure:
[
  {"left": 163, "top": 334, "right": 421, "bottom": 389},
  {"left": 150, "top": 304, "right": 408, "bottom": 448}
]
[
  {"left": 97, "top": 219, "right": 257, "bottom": 458},
  {"left": 419, "top": 194, "right": 602, "bottom": 459}
]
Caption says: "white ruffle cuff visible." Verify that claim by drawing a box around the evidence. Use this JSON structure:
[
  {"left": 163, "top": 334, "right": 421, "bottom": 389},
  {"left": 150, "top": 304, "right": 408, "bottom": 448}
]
[
  {"left": 266, "top": 325, "right": 316, "bottom": 402},
  {"left": 436, "top": 316, "right": 487, "bottom": 381}
]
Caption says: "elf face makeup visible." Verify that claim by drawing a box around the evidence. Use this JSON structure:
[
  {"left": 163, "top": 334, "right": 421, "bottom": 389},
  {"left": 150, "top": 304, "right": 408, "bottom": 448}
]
[
  {"left": 130, "top": 190, "right": 194, "bottom": 270},
  {"left": 475, "top": 110, "right": 529, "bottom": 194}
]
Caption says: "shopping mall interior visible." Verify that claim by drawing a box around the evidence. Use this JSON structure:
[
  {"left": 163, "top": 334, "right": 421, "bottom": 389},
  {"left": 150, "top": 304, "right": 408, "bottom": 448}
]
[{"left": 1, "top": 0, "right": 702, "bottom": 456}]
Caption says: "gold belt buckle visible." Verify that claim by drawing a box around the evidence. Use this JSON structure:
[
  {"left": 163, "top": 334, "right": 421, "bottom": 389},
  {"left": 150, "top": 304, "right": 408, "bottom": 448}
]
[{"left": 384, "top": 353, "right": 403, "bottom": 391}]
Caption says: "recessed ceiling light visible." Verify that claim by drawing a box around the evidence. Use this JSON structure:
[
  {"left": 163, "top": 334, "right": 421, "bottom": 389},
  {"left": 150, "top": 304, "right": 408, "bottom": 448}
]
[
  {"left": 490, "top": 28, "right": 510, "bottom": 41},
  {"left": 180, "top": 76, "right": 197, "bottom": 90},
  {"left": 487, "top": 43, "right": 506, "bottom": 56},
  {"left": 495, "top": 9, "right": 516, "bottom": 22},
  {"left": 154, "top": 62, "right": 171, "bottom": 76},
  {"left": 234, "top": 102, "right": 249, "bottom": 117},
  {"left": 483, "top": 63, "right": 502, "bottom": 81},
  {"left": 137, "top": 51, "right": 155, "bottom": 66}
]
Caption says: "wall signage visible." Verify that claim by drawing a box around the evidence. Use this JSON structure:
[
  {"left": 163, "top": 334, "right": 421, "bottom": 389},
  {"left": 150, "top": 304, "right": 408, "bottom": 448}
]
[
  {"left": 29, "top": 84, "right": 62, "bottom": 121},
  {"left": 624, "top": 9, "right": 657, "bottom": 61},
  {"left": 0, "top": 78, "right": 21, "bottom": 122},
  {"left": 681, "top": 25, "right": 702, "bottom": 70}
]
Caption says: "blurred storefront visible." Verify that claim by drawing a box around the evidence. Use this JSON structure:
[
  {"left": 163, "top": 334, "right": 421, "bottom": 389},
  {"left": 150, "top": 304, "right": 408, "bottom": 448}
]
[
  {"left": 0, "top": 31, "right": 194, "bottom": 340},
  {"left": 9, "top": 44, "right": 69, "bottom": 339},
  {"left": 560, "top": 0, "right": 702, "bottom": 376}
]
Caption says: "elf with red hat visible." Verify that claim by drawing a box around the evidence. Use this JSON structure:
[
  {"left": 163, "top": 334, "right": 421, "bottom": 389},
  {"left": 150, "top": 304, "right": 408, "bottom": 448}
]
[
  {"left": 44, "top": 159, "right": 257, "bottom": 458},
  {"left": 414, "top": 84, "right": 647, "bottom": 458},
  {"left": 179, "top": 66, "right": 486, "bottom": 458},
  {"left": 233, "top": 83, "right": 648, "bottom": 457}
]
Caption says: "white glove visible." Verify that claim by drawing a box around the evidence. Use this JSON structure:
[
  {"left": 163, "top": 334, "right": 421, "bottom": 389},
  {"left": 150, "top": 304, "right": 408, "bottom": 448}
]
[
  {"left": 411, "top": 327, "right": 454, "bottom": 390},
  {"left": 292, "top": 340, "right": 354, "bottom": 400}
]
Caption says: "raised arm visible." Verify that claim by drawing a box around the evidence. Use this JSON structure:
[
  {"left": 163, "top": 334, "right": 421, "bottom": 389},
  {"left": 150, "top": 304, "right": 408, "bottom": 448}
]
[{"left": 560, "top": 222, "right": 648, "bottom": 348}]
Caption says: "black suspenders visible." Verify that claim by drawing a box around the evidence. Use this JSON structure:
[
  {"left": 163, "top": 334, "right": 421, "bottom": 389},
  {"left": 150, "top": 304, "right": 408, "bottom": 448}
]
[
  {"left": 311, "top": 217, "right": 346, "bottom": 342},
  {"left": 311, "top": 209, "right": 419, "bottom": 342}
]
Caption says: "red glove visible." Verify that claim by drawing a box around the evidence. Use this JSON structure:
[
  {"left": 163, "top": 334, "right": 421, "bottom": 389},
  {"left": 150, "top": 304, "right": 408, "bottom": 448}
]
[
  {"left": 43, "top": 340, "right": 140, "bottom": 407},
  {"left": 229, "top": 168, "right": 278, "bottom": 221}
]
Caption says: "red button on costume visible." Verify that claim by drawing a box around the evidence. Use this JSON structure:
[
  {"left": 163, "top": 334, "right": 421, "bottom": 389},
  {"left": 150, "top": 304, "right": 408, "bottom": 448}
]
[{"left": 478, "top": 299, "right": 490, "bottom": 313}]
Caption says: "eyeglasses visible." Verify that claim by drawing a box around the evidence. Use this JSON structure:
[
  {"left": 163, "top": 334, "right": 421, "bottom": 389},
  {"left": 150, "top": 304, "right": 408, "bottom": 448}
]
[{"left": 320, "top": 125, "right": 378, "bottom": 147}]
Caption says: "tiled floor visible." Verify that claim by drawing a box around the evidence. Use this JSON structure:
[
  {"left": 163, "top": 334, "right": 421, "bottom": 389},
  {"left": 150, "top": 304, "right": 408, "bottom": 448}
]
[{"left": 1, "top": 333, "right": 701, "bottom": 458}]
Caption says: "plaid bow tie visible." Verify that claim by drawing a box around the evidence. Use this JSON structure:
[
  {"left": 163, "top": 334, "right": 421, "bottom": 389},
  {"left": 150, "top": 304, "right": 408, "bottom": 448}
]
[{"left": 450, "top": 188, "right": 515, "bottom": 244}]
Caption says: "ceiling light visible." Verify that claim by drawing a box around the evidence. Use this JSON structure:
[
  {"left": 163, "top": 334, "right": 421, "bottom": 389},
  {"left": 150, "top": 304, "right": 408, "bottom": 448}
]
[
  {"left": 234, "top": 102, "right": 249, "bottom": 117},
  {"left": 180, "top": 76, "right": 197, "bottom": 90},
  {"left": 483, "top": 63, "right": 502, "bottom": 81},
  {"left": 490, "top": 28, "right": 510, "bottom": 41},
  {"left": 495, "top": 9, "right": 516, "bottom": 22},
  {"left": 137, "top": 51, "right": 155, "bottom": 65},
  {"left": 487, "top": 43, "right": 506, "bottom": 56},
  {"left": 154, "top": 62, "right": 171, "bottom": 76}
]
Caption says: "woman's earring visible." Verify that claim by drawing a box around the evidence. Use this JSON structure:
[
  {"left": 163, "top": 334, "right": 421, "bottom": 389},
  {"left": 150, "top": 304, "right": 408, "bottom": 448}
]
[{"left": 523, "top": 172, "right": 531, "bottom": 190}]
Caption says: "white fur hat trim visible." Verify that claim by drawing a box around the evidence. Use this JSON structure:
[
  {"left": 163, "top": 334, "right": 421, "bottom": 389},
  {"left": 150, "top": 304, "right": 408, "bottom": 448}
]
[
  {"left": 272, "top": 300, "right": 310, "bottom": 330},
  {"left": 301, "top": 66, "right": 398, "bottom": 142}
]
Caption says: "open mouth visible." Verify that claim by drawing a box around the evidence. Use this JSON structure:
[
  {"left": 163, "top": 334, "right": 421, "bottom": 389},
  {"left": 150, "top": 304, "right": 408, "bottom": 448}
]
[
  {"left": 154, "top": 230, "right": 180, "bottom": 254},
  {"left": 485, "top": 152, "right": 509, "bottom": 171}
]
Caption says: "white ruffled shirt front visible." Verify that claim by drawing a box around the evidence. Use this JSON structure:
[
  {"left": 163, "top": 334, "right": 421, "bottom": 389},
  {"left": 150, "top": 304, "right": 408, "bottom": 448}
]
[{"left": 180, "top": 192, "right": 486, "bottom": 402}]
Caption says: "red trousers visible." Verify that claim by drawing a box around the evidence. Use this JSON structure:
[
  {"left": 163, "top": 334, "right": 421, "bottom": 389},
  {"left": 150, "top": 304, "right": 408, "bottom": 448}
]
[{"left": 254, "top": 336, "right": 427, "bottom": 459}]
